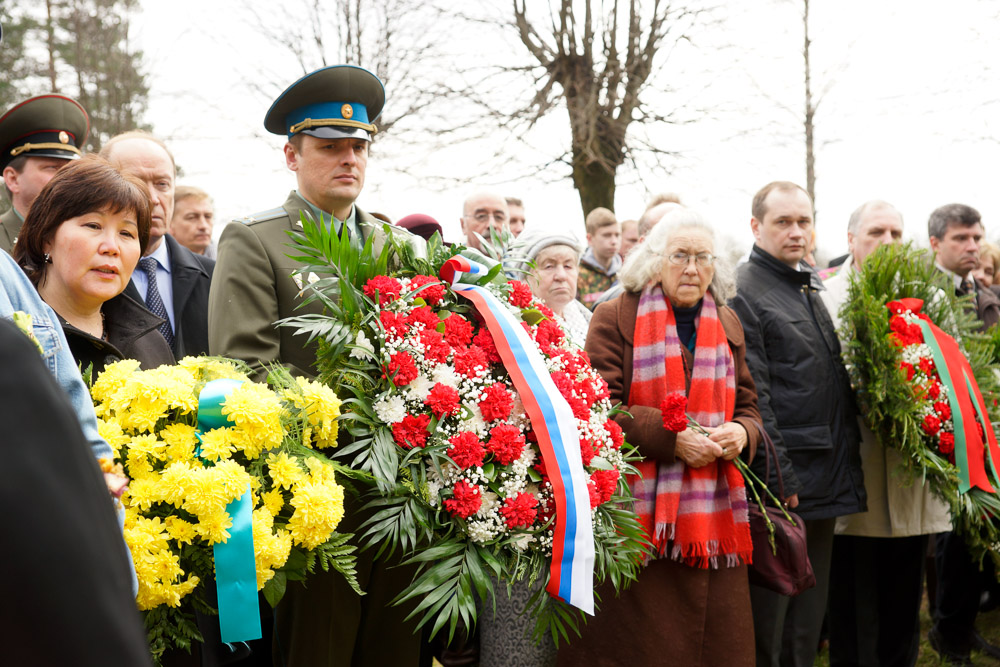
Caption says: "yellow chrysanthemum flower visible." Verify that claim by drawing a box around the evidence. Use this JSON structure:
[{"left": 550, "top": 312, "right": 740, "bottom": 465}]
[
  {"left": 266, "top": 451, "right": 305, "bottom": 490},
  {"left": 287, "top": 477, "right": 345, "bottom": 549},
  {"left": 90, "top": 358, "right": 142, "bottom": 404},
  {"left": 157, "top": 461, "right": 195, "bottom": 508},
  {"left": 261, "top": 488, "right": 285, "bottom": 516},
  {"left": 165, "top": 516, "right": 198, "bottom": 545},
  {"left": 197, "top": 510, "right": 233, "bottom": 544},
  {"left": 161, "top": 423, "right": 199, "bottom": 461},
  {"left": 288, "top": 377, "right": 341, "bottom": 448},
  {"left": 198, "top": 427, "right": 235, "bottom": 461},
  {"left": 179, "top": 356, "right": 250, "bottom": 383},
  {"left": 97, "top": 417, "right": 130, "bottom": 450}
]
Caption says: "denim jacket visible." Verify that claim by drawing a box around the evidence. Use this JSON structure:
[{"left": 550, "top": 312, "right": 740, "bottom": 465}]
[{"left": 0, "top": 251, "right": 112, "bottom": 461}]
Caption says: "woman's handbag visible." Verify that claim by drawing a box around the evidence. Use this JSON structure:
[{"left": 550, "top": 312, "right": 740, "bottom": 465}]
[{"left": 746, "top": 422, "right": 816, "bottom": 597}]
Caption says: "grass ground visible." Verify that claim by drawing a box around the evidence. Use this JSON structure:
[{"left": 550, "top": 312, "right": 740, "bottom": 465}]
[{"left": 813, "top": 596, "right": 1000, "bottom": 666}]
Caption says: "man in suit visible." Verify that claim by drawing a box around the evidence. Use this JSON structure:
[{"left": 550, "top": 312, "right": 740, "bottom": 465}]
[
  {"left": 927, "top": 203, "right": 1000, "bottom": 666},
  {"left": 100, "top": 132, "right": 214, "bottom": 359},
  {"left": 209, "top": 65, "right": 424, "bottom": 667},
  {"left": 0, "top": 94, "right": 90, "bottom": 253}
]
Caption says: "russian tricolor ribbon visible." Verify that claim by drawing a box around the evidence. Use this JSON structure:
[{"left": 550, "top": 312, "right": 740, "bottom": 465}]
[
  {"left": 889, "top": 299, "right": 1000, "bottom": 493},
  {"left": 439, "top": 256, "right": 595, "bottom": 614},
  {"left": 196, "top": 379, "right": 262, "bottom": 644}
]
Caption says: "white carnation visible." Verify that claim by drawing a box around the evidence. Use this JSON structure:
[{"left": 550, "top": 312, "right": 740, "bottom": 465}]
[
  {"left": 349, "top": 330, "right": 376, "bottom": 360},
  {"left": 374, "top": 394, "right": 407, "bottom": 424}
]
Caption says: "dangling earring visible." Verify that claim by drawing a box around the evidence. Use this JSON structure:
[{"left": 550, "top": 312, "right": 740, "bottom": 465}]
[{"left": 44, "top": 253, "right": 52, "bottom": 264}]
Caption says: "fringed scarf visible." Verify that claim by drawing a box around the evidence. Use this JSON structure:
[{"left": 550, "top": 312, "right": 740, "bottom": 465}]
[{"left": 628, "top": 285, "right": 753, "bottom": 569}]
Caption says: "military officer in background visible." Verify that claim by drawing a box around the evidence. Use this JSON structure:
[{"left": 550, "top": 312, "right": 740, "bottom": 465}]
[
  {"left": 0, "top": 94, "right": 89, "bottom": 253},
  {"left": 209, "top": 65, "right": 424, "bottom": 667}
]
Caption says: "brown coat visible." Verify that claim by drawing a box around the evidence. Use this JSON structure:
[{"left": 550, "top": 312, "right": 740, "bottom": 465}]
[{"left": 558, "top": 291, "right": 761, "bottom": 667}]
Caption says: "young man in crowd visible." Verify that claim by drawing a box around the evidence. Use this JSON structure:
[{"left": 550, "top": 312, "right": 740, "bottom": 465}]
[{"left": 577, "top": 206, "right": 621, "bottom": 309}]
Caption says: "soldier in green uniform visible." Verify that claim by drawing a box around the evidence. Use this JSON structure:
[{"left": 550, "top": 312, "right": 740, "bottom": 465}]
[
  {"left": 0, "top": 95, "right": 89, "bottom": 253},
  {"left": 208, "top": 65, "right": 424, "bottom": 667}
]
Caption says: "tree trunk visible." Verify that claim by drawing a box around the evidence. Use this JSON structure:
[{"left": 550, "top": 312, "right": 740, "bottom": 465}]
[
  {"left": 45, "top": 0, "right": 59, "bottom": 92},
  {"left": 803, "top": 0, "right": 816, "bottom": 219},
  {"left": 572, "top": 157, "right": 616, "bottom": 219}
]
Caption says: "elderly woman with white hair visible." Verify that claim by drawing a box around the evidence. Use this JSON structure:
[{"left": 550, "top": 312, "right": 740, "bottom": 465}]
[
  {"left": 558, "top": 210, "right": 762, "bottom": 666},
  {"left": 511, "top": 231, "right": 592, "bottom": 346}
]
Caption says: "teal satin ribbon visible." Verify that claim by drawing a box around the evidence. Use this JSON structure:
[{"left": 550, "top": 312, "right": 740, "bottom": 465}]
[{"left": 197, "top": 379, "right": 262, "bottom": 644}]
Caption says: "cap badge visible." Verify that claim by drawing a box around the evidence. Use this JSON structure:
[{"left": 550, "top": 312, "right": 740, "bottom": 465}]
[
  {"left": 58, "top": 131, "right": 69, "bottom": 144},
  {"left": 341, "top": 104, "right": 354, "bottom": 119}
]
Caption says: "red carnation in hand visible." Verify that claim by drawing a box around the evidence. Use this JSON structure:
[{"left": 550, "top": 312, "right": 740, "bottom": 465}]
[
  {"left": 508, "top": 281, "right": 533, "bottom": 308},
  {"left": 406, "top": 305, "right": 440, "bottom": 330},
  {"left": 939, "top": 432, "right": 955, "bottom": 455},
  {"left": 392, "top": 414, "right": 431, "bottom": 449},
  {"left": 385, "top": 352, "right": 418, "bottom": 386},
  {"left": 379, "top": 311, "right": 408, "bottom": 340},
  {"left": 444, "top": 480, "right": 482, "bottom": 519},
  {"left": 454, "top": 347, "right": 489, "bottom": 377},
  {"left": 363, "top": 276, "right": 402, "bottom": 305},
  {"left": 444, "top": 314, "right": 474, "bottom": 347},
  {"left": 922, "top": 414, "right": 942, "bottom": 436},
  {"left": 419, "top": 329, "right": 452, "bottom": 364},
  {"left": 447, "top": 432, "right": 486, "bottom": 469},
  {"left": 487, "top": 424, "right": 526, "bottom": 465},
  {"left": 660, "top": 394, "right": 689, "bottom": 432},
  {"left": 425, "top": 383, "right": 462, "bottom": 418},
  {"left": 590, "top": 469, "right": 620, "bottom": 506},
  {"left": 473, "top": 328, "right": 501, "bottom": 363},
  {"left": 933, "top": 401, "right": 951, "bottom": 420},
  {"left": 605, "top": 419, "right": 624, "bottom": 449},
  {"left": 479, "top": 384, "right": 513, "bottom": 422},
  {"left": 410, "top": 275, "right": 446, "bottom": 305},
  {"left": 500, "top": 492, "right": 538, "bottom": 528}
]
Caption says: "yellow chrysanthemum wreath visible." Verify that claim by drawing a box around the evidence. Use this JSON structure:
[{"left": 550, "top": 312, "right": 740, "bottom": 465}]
[{"left": 92, "top": 357, "right": 359, "bottom": 662}]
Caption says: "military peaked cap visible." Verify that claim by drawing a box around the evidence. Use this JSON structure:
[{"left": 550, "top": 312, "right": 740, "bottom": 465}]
[{"left": 0, "top": 95, "right": 89, "bottom": 170}]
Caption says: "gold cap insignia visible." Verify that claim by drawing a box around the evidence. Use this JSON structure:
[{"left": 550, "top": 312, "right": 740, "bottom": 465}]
[
  {"left": 58, "top": 131, "right": 70, "bottom": 144},
  {"left": 341, "top": 104, "right": 354, "bottom": 119}
]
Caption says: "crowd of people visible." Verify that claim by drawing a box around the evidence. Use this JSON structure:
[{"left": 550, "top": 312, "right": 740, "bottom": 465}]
[{"left": 2, "top": 62, "right": 998, "bottom": 667}]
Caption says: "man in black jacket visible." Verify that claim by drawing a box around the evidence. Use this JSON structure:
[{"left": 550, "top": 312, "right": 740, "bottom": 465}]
[
  {"left": 101, "top": 132, "right": 214, "bottom": 360},
  {"left": 730, "top": 181, "right": 866, "bottom": 667}
]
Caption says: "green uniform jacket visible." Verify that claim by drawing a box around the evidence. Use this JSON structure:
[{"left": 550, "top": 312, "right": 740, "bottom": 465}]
[
  {"left": 208, "top": 190, "right": 425, "bottom": 377},
  {"left": 0, "top": 206, "right": 22, "bottom": 254}
]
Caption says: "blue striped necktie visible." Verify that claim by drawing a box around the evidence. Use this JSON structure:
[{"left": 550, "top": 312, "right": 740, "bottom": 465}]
[{"left": 139, "top": 256, "right": 174, "bottom": 349}]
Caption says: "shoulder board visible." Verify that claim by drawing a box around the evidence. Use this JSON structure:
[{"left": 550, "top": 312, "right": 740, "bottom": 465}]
[{"left": 236, "top": 207, "right": 286, "bottom": 225}]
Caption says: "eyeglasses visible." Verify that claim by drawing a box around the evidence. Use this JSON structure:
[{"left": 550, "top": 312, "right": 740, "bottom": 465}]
[
  {"left": 467, "top": 211, "right": 508, "bottom": 224},
  {"left": 666, "top": 252, "right": 716, "bottom": 267}
]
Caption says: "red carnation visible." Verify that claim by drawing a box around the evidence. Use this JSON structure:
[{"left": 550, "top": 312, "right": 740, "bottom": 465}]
[
  {"left": 473, "top": 328, "right": 501, "bottom": 364},
  {"left": 487, "top": 424, "right": 526, "bottom": 465},
  {"left": 567, "top": 396, "right": 590, "bottom": 421},
  {"left": 588, "top": 483, "right": 601, "bottom": 508},
  {"left": 557, "top": 349, "right": 585, "bottom": 375},
  {"left": 939, "top": 432, "right": 955, "bottom": 455},
  {"left": 933, "top": 401, "right": 951, "bottom": 420},
  {"left": 579, "top": 438, "right": 598, "bottom": 466},
  {"left": 385, "top": 352, "right": 418, "bottom": 386},
  {"left": 419, "top": 329, "right": 452, "bottom": 364},
  {"left": 454, "top": 347, "right": 489, "bottom": 377},
  {"left": 534, "top": 457, "right": 549, "bottom": 483},
  {"left": 410, "top": 275, "right": 446, "bottom": 305},
  {"left": 591, "top": 469, "right": 620, "bottom": 505},
  {"left": 535, "top": 319, "right": 566, "bottom": 351},
  {"left": 508, "top": 281, "right": 533, "bottom": 308},
  {"left": 537, "top": 304, "right": 555, "bottom": 319},
  {"left": 425, "top": 383, "right": 462, "bottom": 418},
  {"left": 918, "top": 357, "right": 936, "bottom": 376},
  {"left": 899, "top": 361, "right": 916, "bottom": 382},
  {"left": 660, "top": 394, "right": 689, "bottom": 432},
  {"left": 922, "top": 414, "right": 942, "bottom": 436},
  {"left": 605, "top": 419, "right": 624, "bottom": 449},
  {"left": 927, "top": 382, "right": 942, "bottom": 400},
  {"left": 363, "top": 275, "right": 402, "bottom": 305},
  {"left": 447, "top": 431, "right": 486, "bottom": 469},
  {"left": 444, "top": 314, "right": 475, "bottom": 347},
  {"left": 550, "top": 371, "right": 575, "bottom": 400},
  {"left": 479, "top": 384, "right": 513, "bottom": 422},
  {"left": 500, "top": 492, "right": 538, "bottom": 528},
  {"left": 444, "top": 480, "right": 482, "bottom": 519},
  {"left": 406, "top": 305, "right": 440, "bottom": 330},
  {"left": 392, "top": 414, "right": 431, "bottom": 449},
  {"left": 379, "top": 310, "right": 408, "bottom": 340}
]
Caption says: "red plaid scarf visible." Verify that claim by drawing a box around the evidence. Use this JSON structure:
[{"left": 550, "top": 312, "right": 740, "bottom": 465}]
[{"left": 628, "top": 286, "right": 752, "bottom": 568}]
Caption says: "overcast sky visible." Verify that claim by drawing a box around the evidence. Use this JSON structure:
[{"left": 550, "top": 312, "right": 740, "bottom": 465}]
[{"left": 131, "top": 0, "right": 1000, "bottom": 261}]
